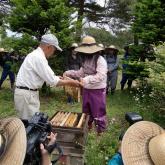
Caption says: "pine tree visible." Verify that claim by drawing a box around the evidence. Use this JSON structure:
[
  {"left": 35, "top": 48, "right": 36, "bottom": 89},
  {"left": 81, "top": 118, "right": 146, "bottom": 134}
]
[{"left": 133, "top": 0, "right": 165, "bottom": 44}]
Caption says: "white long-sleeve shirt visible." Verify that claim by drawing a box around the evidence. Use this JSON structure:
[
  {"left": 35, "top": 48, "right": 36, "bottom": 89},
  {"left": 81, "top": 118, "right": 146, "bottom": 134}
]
[
  {"left": 16, "top": 47, "right": 59, "bottom": 89},
  {"left": 65, "top": 56, "right": 107, "bottom": 89}
]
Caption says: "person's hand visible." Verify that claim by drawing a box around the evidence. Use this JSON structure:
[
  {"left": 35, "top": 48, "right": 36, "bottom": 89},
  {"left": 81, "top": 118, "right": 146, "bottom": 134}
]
[
  {"left": 47, "top": 132, "right": 57, "bottom": 146},
  {"left": 40, "top": 143, "right": 49, "bottom": 155},
  {"left": 79, "top": 78, "right": 84, "bottom": 87},
  {"left": 68, "top": 79, "right": 81, "bottom": 87},
  {"left": 40, "top": 144, "right": 51, "bottom": 165},
  {"left": 40, "top": 132, "right": 57, "bottom": 155},
  {"left": 63, "top": 72, "right": 67, "bottom": 77},
  {"left": 58, "top": 76, "right": 64, "bottom": 80}
]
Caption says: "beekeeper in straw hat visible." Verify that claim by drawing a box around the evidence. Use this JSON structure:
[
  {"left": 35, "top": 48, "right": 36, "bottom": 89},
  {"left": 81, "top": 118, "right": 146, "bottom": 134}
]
[{"left": 64, "top": 36, "right": 107, "bottom": 135}]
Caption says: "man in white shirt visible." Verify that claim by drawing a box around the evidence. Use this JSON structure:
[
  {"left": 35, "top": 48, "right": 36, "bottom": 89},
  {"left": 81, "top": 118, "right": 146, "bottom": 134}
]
[{"left": 14, "top": 33, "right": 80, "bottom": 120}]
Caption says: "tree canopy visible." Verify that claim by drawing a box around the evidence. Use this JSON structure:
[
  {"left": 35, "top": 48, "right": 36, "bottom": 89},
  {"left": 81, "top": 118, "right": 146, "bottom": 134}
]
[
  {"left": 7, "top": 0, "right": 73, "bottom": 47},
  {"left": 132, "top": 0, "right": 165, "bottom": 44},
  {"left": 84, "top": 27, "right": 134, "bottom": 48}
]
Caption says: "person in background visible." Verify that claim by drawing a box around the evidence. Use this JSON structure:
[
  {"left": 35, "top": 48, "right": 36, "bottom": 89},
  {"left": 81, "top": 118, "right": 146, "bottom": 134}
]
[
  {"left": 120, "top": 45, "right": 133, "bottom": 90},
  {"left": 63, "top": 36, "right": 107, "bottom": 136},
  {"left": 0, "top": 48, "right": 5, "bottom": 67},
  {"left": 66, "top": 43, "right": 81, "bottom": 104},
  {"left": 98, "top": 43, "right": 106, "bottom": 57},
  {"left": 0, "top": 48, "right": 15, "bottom": 90},
  {"left": 66, "top": 43, "right": 81, "bottom": 71},
  {"left": 14, "top": 33, "right": 80, "bottom": 120},
  {"left": 105, "top": 45, "right": 119, "bottom": 95}
]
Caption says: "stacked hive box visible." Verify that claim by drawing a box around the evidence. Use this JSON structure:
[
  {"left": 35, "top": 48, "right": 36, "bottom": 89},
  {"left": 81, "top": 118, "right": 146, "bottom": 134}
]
[{"left": 50, "top": 111, "right": 89, "bottom": 165}]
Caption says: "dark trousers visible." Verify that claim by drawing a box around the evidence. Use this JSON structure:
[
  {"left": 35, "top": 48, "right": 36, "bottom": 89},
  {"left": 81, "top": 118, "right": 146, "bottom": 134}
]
[
  {"left": 82, "top": 88, "right": 107, "bottom": 133},
  {"left": 120, "top": 73, "right": 133, "bottom": 90},
  {"left": 0, "top": 69, "right": 15, "bottom": 88},
  {"left": 106, "top": 71, "right": 118, "bottom": 94}
]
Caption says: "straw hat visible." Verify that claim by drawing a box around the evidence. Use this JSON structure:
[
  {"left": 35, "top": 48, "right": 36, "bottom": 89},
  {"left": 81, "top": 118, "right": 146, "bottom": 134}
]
[
  {"left": 0, "top": 48, "right": 8, "bottom": 53},
  {"left": 71, "top": 43, "right": 78, "bottom": 48},
  {"left": 0, "top": 117, "right": 27, "bottom": 165},
  {"left": 75, "top": 36, "right": 103, "bottom": 54},
  {"left": 0, "top": 48, "right": 5, "bottom": 52},
  {"left": 121, "top": 121, "right": 165, "bottom": 165},
  {"left": 106, "top": 45, "right": 118, "bottom": 51},
  {"left": 98, "top": 43, "right": 104, "bottom": 48}
]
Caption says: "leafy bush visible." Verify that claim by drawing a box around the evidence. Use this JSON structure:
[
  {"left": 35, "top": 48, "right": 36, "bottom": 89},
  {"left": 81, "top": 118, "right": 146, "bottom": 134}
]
[
  {"left": 123, "top": 44, "right": 156, "bottom": 80},
  {"left": 85, "top": 116, "right": 127, "bottom": 165},
  {"left": 131, "top": 49, "right": 165, "bottom": 127}
]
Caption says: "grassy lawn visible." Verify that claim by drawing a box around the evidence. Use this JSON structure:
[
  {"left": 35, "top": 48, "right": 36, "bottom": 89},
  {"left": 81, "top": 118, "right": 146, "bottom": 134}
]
[
  {"left": 0, "top": 71, "right": 144, "bottom": 120},
  {"left": 0, "top": 69, "right": 164, "bottom": 165}
]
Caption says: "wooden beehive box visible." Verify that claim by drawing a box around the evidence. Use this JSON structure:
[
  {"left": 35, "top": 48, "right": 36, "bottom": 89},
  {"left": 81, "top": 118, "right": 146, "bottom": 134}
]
[{"left": 50, "top": 111, "right": 89, "bottom": 165}]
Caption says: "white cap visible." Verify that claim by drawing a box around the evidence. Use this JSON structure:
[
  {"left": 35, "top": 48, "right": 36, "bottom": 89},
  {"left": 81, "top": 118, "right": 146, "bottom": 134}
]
[{"left": 41, "top": 33, "right": 62, "bottom": 51}]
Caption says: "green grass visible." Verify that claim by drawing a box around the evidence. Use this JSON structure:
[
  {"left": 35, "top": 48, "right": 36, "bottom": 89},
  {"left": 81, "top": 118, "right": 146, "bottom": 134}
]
[
  {"left": 0, "top": 72, "right": 143, "bottom": 120},
  {"left": 157, "top": 44, "right": 165, "bottom": 56},
  {"left": 0, "top": 70, "right": 164, "bottom": 165}
]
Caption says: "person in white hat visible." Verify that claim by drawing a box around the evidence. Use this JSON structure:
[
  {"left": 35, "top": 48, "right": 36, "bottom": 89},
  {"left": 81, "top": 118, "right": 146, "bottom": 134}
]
[
  {"left": 14, "top": 33, "right": 81, "bottom": 120},
  {"left": 105, "top": 45, "right": 119, "bottom": 95},
  {"left": 63, "top": 36, "right": 107, "bottom": 135}
]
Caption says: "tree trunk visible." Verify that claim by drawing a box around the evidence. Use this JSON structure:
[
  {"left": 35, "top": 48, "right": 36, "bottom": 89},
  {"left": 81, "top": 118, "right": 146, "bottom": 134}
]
[{"left": 75, "top": 0, "right": 85, "bottom": 42}]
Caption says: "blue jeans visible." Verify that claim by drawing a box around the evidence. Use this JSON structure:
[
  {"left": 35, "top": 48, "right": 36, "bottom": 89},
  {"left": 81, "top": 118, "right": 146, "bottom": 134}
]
[
  {"left": 0, "top": 68, "right": 15, "bottom": 88},
  {"left": 120, "top": 73, "right": 133, "bottom": 89}
]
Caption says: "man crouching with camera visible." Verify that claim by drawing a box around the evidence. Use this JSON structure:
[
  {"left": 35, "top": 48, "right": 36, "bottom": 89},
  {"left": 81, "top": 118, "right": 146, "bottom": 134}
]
[{"left": 0, "top": 117, "right": 56, "bottom": 165}]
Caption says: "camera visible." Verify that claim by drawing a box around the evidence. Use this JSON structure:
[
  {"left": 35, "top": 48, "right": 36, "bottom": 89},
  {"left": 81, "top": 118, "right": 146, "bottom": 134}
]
[{"left": 23, "top": 112, "right": 63, "bottom": 165}]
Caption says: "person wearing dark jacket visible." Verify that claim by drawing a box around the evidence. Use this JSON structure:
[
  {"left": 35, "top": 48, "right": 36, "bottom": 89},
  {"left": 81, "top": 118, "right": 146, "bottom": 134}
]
[
  {"left": 66, "top": 43, "right": 81, "bottom": 70},
  {"left": 0, "top": 48, "right": 15, "bottom": 90},
  {"left": 66, "top": 43, "right": 81, "bottom": 104},
  {"left": 120, "top": 45, "right": 133, "bottom": 90}
]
